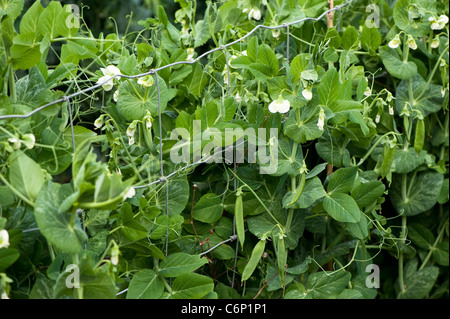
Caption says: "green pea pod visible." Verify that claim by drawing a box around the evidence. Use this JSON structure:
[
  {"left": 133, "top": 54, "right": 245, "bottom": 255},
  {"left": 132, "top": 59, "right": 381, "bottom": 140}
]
[
  {"left": 235, "top": 191, "right": 245, "bottom": 250},
  {"left": 275, "top": 236, "right": 287, "bottom": 286},
  {"left": 414, "top": 119, "right": 425, "bottom": 154},
  {"left": 241, "top": 239, "right": 266, "bottom": 282},
  {"left": 377, "top": 143, "right": 396, "bottom": 178},
  {"left": 287, "top": 173, "right": 306, "bottom": 206}
]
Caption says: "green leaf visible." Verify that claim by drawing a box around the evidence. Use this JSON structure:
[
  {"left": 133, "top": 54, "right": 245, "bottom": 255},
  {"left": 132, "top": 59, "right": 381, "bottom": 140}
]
[
  {"left": 160, "top": 177, "right": 190, "bottom": 217},
  {"left": 408, "top": 223, "right": 434, "bottom": 250},
  {"left": 19, "top": 0, "right": 44, "bottom": 34},
  {"left": 379, "top": 46, "right": 418, "bottom": 80},
  {"left": 36, "top": 1, "right": 67, "bottom": 40},
  {"left": 0, "top": 248, "right": 20, "bottom": 272},
  {"left": 433, "top": 242, "right": 449, "bottom": 266},
  {"left": 346, "top": 214, "right": 369, "bottom": 240},
  {"left": 271, "top": 139, "right": 304, "bottom": 177},
  {"left": 395, "top": 74, "right": 443, "bottom": 117},
  {"left": 126, "top": 269, "right": 164, "bottom": 299},
  {"left": 193, "top": 193, "right": 223, "bottom": 223},
  {"left": 8, "top": 151, "right": 45, "bottom": 202},
  {"left": 390, "top": 170, "right": 444, "bottom": 216},
  {"left": 361, "top": 25, "right": 381, "bottom": 53},
  {"left": 316, "top": 131, "right": 350, "bottom": 168},
  {"left": 318, "top": 67, "right": 340, "bottom": 107},
  {"left": 256, "top": 44, "right": 279, "bottom": 77},
  {"left": 327, "top": 166, "right": 358, "bottom": 194},
  {"left": 10, "top": 33, "right": 42, "bottom": 70},
  {"left": 158, "top": 252, "right": 208, "bottom": 277},
  {"left": 351, "top": 180, "right": 385, "bottom": 208},
  {"left": 286, "top": 270, "right": 351, "bottom": 299},
  {"left": 297, "top": 177, "right": 327, "bottom": 208},
  {"left": 398, "top": 259, "right": 439, "bottom": 299},
  {"left": 171, "top": 273, "right": 214, "bottom": 299},
  {"left": 34, "top": 181, "right": 87, "bottom": 253},
  {"left": 323, "top": 193, "right": 361, "bottom": 223},
  {"left": 393, "top": 0, "right": 430, "bottom": 37},
  {"left": 117, "top": 76, "right": 168, "bottom": 121},
  {"left": 283, "top": 102, "right": 324, "bottom": 143},
  {"left": 0, "top": 0, "right": 24, "bottom": 19},
  {"left": 194, "top": 20, "right": 211, "bottom": 48},
  {"left": 391, "top": 147, "right": 427, "bottom": 174},
  {"left": 341, "top": 26, "right": 360, "bottom": 50}
]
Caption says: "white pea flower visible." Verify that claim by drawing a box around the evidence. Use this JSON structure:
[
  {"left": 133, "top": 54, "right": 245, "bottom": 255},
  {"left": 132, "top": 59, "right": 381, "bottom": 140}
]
[
  {"left": 241, "top": 50, "right": 247, "bottom": 56},
  {"left": 272, "top": 28, "right": 281, "bottom": 39},
  {"left": 0, "top": 230, "right": 10, "bottom": 249},
  {"left": 97, "top": 65, "right": 121, "bottom": 91},
  {"left": 407, "top": 35, "right": 417, "bottom": 50},
  {"left": 235, "top": 92, "right": 242, "bottom": 103},
  {"left": 22, "top": 134, "right": 35, "bottom": 149},
  {"left": 137, "top": 75, "right": 154, "bottom": 87},
  {"left": 94, "top": 115, "right": 106, "bottom": 129},
  {"left": 222, "top": 68, "right": 229, "bottom": 84},
  {"left": 113, "top": 89, "right": 119, "bottom": 102},
  {"left": 143, "top": 111, "right": 153, "bottom": 129},
  {"left": 268, "top": 95, "right": 291, "bottom": 114},
  {"left": 111, "top": 243, "right": 120, "bottom": 266},
  {"left": 302, "top": 86, "right": 313, "bottom": 101},
  {"left": 389, "top": 105, "right": 395, "bottom": 115},
  {"left": 123, "top": 186, "right": 136, "bottom": 201},
  {"left": 128, "top": 136, "right": 135, "bottom": 146},
  {"left": 1, "top": 292, "right": 8, "bottom": 299},
  {"left": 388, "top": 34, "right": 401, "bottom": 49},
  {"left": 317, "top": 107, "right": 325, "bottom": 131},
  {"left": 186, "top": 48, "right": 195, "bottom": 62},
  {"left": 431, "top": 36, "right": 440, "bottom": 49},
  {"left": 8, "top": 136, "right": 21, "bottom": 150},
  {"left": 400, "top": 104, "right": 411, "bottom": 117},
  {"left": 429, "top": 15, "right": 449, "bottom": 30},
  {"left": 364, "top": 86, "right": 372, "bottom": 97},
  {"left": 442, "top": 87, "right": 447, "bottom": 97},
  {"left": 386, "top": 91, "right": 394, "bottom": 103},
  {"left": 375, "top": 114, "right": 381, "bottom": 123},
  {"left": 248, "top": 8, "right": 261, "bottom": 20}
]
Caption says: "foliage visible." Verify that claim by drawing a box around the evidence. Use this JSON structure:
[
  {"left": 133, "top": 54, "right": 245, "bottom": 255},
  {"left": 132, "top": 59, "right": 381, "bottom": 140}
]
[{"left": 0, "top": 0, "right": 448, "bottom": 299}]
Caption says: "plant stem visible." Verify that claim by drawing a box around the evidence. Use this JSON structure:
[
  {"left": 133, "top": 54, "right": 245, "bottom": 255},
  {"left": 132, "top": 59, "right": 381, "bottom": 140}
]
[
  {"left": 419, "top": 219, "right": 448, "bottom": 271},
  {"left": 8, "top": 64, "right": 16, "bottom": 103},
  {"left": 398, "top": 215, "right": 407, "bottom": 295}
]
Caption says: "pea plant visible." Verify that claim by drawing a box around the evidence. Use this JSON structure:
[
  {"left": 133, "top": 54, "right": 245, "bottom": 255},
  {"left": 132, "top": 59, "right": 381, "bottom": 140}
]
[{"left": 0, "top": 0, "right": 448, "bottom": 299}]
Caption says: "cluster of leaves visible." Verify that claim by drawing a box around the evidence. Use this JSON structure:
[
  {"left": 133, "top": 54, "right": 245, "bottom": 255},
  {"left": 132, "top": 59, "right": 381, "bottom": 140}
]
[{"left": 0, "top": 0, "right": 448, "bottom": 299}]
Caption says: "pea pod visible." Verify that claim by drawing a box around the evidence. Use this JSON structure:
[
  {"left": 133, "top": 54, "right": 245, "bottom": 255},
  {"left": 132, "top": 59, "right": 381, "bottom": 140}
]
[
  {"left": 414, "top": 118, "right": 425, "bottom": 154},
  {"left": 287, "top": 172, "right": 306, "bottom": 206},
  {"left": 241, "top": 239, "right": 266, "bottom": 282},
  {"left": 275, "top": 235, "right": 287, "bottom": 286},
  {"left": 235, "top": 188, "right": 245, "bottom": 249},
  {"left": 377, "top": 143, "right": 396, "bottom": 178}
]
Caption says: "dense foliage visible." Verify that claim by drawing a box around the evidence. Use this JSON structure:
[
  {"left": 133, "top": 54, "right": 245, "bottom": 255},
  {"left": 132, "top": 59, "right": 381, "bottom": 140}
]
[{"left": 0, "top": 0, "right": 448, "bottom": 299}]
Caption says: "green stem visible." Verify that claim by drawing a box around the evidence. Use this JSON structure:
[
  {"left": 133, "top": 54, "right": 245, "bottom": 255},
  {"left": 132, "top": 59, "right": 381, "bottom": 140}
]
[
  {"left": 8, "top": 64, "right": 16, "bottom": 103},
  {"left": 398, "top": 215, "right": 407, "bottom": 294},
  {"left": 357, "top": 132, "right": 397, "bottom": 166},
  {"left": 418, "top": 219, "right": 448, "bottom": 271}
]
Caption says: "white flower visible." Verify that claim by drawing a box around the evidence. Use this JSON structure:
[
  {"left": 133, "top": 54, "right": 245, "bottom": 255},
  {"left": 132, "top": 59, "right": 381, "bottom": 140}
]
[
  {"left": 241, "top": 50, "right": 247, "bottom": 56},
  {"left": 235, "top": 92, "right": 242, "bottom": 103},
  {"left": 386, "top": 91, "right": 394, "bottom": 103},
  {"left": 429, "top": 15, "right": 449, "bottom": 30},
  {"left": 268, "top": 95, "right": 290, "bottom": 114},
  {"left": 272, "top": 29, "right": 281, "bottom": 39},
  {"left": 94, "top": 115, "right": 105, "bottom": 129},
  {"left": 302, "top": 87, "right": 313, "bottom": 100},
  {"left": 375, "top": 114, "right": 381, "bottom": 123},
  {"left": 400, "top": 104, "right": 410, "bottom": 117},
  {"left": 111, "top": 243, "right": 120, "bottom": 266},
  {"left": 8, "top": 136, "right": 21, "bottom": 150},
  {"left": 137, "top": 75, "right": 154, "bottom": 87},
  {"left": 123, "top": 187, "right": 136, "bottom": 201},
  {"left": 113, "top": 89, "right": 119, "bottom": 102},
  {"left": 388, "top": 34, "right": 401, "bottom": 49},
  {"left": 186, "top": 48, "right": 195, "bottom": 61},
  {"left": 1, "top": 292, "right": 8, "bottom": 299},
  {"left": 317, "top": 107, "right": 325, "bottom": 131},
  {"left": 222, "top": 68, "right": 229, "bottom": 84},
  {"left": 0, "top": 230, "right": 10, "bottom": 249},
  {"left": 248, "top": 8, "right": 261, "bottom": 20},
  {"left": 97, "top": 65, "right": 121, "bottom": 91},
  {"left": 431, "top": 36, "right": 440, "bottom": 49},
  {"left": 364, "top": 86, "right": 372, "bottom": 97},
  {"left": 442, "top": 87, "right": 447, "bottom": 97},
  {"left": 22, "top": 134, "right": 35, "bottom": 149},
  {"left": 389, "top": 105, "right": 394, "bottom": 115},
  {"left": 407, "top": 35, "right": 417, "bottom": 50},
  {"left": 128, "top": 135, "right": 135, "bottom": 146},
  {"left": 143, "top": 111, "right": 153, "bottom": 129}
]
